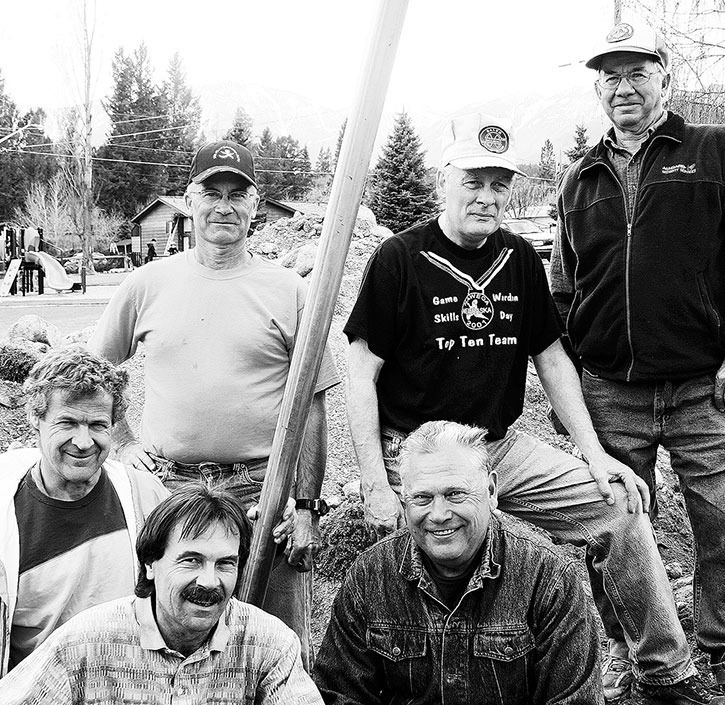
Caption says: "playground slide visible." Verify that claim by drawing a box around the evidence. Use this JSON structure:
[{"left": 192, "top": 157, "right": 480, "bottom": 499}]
[{"left": 24, "top": 251, "right": 75, "bottom": 292}]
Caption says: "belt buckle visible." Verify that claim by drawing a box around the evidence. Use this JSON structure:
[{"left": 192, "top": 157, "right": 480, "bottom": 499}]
[{"left": 197, "top": 461, "right": 222, "bottom": 481}]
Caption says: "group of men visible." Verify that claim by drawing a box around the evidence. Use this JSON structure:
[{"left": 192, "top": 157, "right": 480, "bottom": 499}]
[{"left": 0, "top": 16, "right": 723, "bottom": 705}]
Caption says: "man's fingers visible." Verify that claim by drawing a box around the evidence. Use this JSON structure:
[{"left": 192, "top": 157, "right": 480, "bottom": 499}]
[
  {"left": 634, "top": 475, "right": 651, "bottom": 513},
  {"left": 592, "top": 474, "right": 615, "bottom": 505},
  {"left": 714, "top": 377, "right": 725, "bottom": 412}
]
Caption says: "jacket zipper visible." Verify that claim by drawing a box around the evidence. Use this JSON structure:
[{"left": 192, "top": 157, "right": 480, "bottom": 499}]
[{"left": 590, "top": 137, "right": 661, "bottom": 382}]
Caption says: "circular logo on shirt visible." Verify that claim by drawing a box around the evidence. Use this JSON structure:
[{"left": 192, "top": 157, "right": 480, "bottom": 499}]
[
  {"left": 606, "top": 23, "right": 634, "bottom": 43},
  {"left": 478, "top": 126, "right": 509, "bottom": 154},
  {"left": 461, "top": 291, "right": 494, "bottom": 330}
]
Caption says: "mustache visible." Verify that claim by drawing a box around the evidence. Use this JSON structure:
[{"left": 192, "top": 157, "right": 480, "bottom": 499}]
[{"left": 180, "top": 584, "right": 225, "bottom": 605}]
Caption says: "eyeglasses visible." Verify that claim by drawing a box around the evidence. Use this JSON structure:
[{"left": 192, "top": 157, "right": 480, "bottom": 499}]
[
  {"left": 196, "top": 189, "right": 256, "bottom": 206},
  {"left": 597, "top": 69, "right": 662, "bottom": 90}
]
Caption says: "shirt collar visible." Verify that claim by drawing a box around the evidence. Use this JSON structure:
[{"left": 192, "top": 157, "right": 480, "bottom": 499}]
[
  {"left": 400, "top": 514, "right": 502, "bottom": 587},
  {"left": 134, "top": 595, "right": 232, "bottom": 654},
  {"left": 604, "top": 110, "right": 669, "bottom": 155}
]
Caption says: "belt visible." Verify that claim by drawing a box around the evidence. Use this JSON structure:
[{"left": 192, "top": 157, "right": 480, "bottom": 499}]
[{"left": 148, "top": 453, "right": 267, "bottom": 481}]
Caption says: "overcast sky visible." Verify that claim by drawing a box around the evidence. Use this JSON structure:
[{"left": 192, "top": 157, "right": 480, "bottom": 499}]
[{"left": 0, "top": 0, "right": 616, "bottom": 144}]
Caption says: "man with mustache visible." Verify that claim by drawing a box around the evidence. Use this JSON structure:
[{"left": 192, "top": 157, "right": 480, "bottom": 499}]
[
  {"left": 552, "top": 19, "right": 725, "bottom": 702},
  {"left": 0, "top": 483, "right": 323, "bottom": 703},
  {"left": 88, "top": 139, "right": 338, "bottom": 669},
  {"left": 346, "top": 113, "right": 714, "bottom": 702},
  {"left": 0, "top": 347, "right": 169, "bottom": 675}
]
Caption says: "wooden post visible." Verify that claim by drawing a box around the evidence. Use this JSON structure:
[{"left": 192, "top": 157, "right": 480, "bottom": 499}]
[{"left": 239, "top": 0, "right": 410, "bottom": 605}]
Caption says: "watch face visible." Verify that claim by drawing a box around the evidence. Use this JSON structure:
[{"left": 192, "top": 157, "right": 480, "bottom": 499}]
[{"left": 318, "top": 499, "right": 330, "bottom": 516}]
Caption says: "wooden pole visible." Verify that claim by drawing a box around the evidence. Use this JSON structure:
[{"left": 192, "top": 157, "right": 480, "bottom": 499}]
[{"left": 239, "top": 0, "right": 410, "bottom": 605}]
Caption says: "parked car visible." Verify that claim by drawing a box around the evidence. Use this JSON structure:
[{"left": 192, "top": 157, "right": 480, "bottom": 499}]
[
  {"left": 503, "top": 218, "right": 554, "bottom": 260},
  {"left": 63, "top": 252, "right": 108, "bottom": 273}
]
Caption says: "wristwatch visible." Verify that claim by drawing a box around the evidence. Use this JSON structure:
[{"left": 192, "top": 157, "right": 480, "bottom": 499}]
[{"left": 295, "top": 498, "right": 330, "bottom": 516}]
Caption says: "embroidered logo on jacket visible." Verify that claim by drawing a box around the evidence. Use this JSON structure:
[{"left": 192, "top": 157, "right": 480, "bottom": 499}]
[{"left": 661, "top": 163, "right": 696, "bottom": 175}]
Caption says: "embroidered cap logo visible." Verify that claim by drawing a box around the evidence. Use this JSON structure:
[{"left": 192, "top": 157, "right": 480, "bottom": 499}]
[
  {"left": 606, "top": 22, "right": 634, "bottom": 43},
  {"left": 478, "top": 126, "right": 509, "bottom": 155},
  {"left": 213, "top": 146, "right": 241, "bottom": 162}
]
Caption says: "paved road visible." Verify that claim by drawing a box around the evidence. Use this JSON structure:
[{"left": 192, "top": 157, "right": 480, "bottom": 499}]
[{"left": 0, "top": 298, "right": 109, "bottom": 338}]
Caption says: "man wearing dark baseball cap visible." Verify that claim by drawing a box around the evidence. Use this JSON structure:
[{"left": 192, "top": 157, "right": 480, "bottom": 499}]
[
  {"left": 553, "top": 17, "right": 725, "bottom": 704},
  {"left": 89, "top": 139, "right": 339, "bottom": 670}
]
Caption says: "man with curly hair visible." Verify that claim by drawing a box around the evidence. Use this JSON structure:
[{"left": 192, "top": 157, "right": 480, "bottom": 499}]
[{"left": 0, "top": 347, "right": 168, "bottom": 675}]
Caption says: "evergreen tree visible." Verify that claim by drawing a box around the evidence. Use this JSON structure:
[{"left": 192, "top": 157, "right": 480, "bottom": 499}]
[
  {"left": 565, "top": 124, "right": 590, "bottom": 164},
  {"left": 225, "top": 106, "right": 254, "bottom": 147},
  {"left": 254, "top": 127, "right": 276, "bottom": 197},
  {"left": 538, "top": 139, "right": 556, "bottom": 180},
  {"left": 0, "top": 74, "right": 57, "bottom": 222},
  {"left": 293, "top": 145, "right": 312, "bottom": 200},
  {"left": 95, "top": 43, "right": 168, "bottom": 218},
  {"left": 315, "top": 146, "right": 332, "bottom": 175},
  {"left": 161, "top": 53, "right": 201, "bottom": 195},
  {"left": 333, "top": 119, "right": 347, "bottom": 171},
  {"left": 366, "top": 111, "right": 438, "bottom": 232}
]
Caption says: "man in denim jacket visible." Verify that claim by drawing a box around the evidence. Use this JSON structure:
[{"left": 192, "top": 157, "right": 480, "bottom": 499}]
[{"left": 313, "top": 421, "right": 603, "bottom": 704}]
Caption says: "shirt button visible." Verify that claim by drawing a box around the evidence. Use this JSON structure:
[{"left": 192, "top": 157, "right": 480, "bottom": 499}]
[
  {"left": 445, "top": 674, "right": 456, "bottom": 684},
  {"left": 392, "top": 646, "right": 401, "bottom": 656},
  {"left": 504, "top": 646, "right": 514, "bottom": 656}
]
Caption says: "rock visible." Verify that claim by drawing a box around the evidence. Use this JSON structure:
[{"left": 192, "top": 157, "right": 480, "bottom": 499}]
[
  {"left": 278, "top": 246, "right": 300, "bottom": 269},
  {"left": 294, "top": 243, "right": 317, "bottom": 277},
  {"left": 259, "top": 242, "right": 278, "bottom": 256},
  {"left": 327, "top": 494, "right": 344, "bottom": 509},
  {"left": 372, "top": 225, "right": 394, "bottom": 240},
  {"left": 0, "top": 380, "right": 25, "bottom": 408},
  {"left": 63, "top": 325, "right": 96, "bottom": 345},
  {"left": 0, "top": 340, "right": 43, "bottom": 383},
  {"left": 342, "top": 479, "right": 361, "bottom": 498},
  {"left": 666, "top": 561, "right": 684, "bottom": 579},
  {"left": 6, "top": 440, "right": 29, "bottom": 451},
  {"left": 7, "top": 315, "right": 60, "bottom": 348}
]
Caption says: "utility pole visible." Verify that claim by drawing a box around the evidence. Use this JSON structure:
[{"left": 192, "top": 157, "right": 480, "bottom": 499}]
[{"left": 79, "top": 0, "right": 94, "bottom": 293}]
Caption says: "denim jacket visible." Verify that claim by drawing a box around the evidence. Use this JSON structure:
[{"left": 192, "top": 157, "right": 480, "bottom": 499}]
[{"left": 313, "top": 514, "right": 602, "bottom": 705}]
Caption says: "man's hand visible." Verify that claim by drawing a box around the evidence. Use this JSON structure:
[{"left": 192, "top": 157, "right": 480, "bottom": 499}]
[
  {"left": 714, "top": 357, "right": 725, "bottom": 412},
  {"left": 117, "top": 442, "right": 155, "bottom": 473},
  {"left": 287, "top": 510, "right": 320, "bottom": 573},
  {"left": 364, "top": 485, "right": 404, "bottom": 541},
  {"left": 587, "top": 453, "right": 650, "bottom": 514},
  {"left": 247, "top": 496, "right": 297, "bottom": 544}
]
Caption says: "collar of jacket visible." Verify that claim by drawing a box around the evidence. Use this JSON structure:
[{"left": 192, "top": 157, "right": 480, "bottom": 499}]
[
  {"left": 578, "top": 111, "right": 685, "bottom": 177},
  {"left": 398, "top": 513, "right": 502, "bottom": 589}
]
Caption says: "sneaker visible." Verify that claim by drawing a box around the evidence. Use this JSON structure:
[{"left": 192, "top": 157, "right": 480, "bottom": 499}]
[
  {"left": 640, "top": 675, "right": 725, "bottom": 704},
  {"left": 602, "top": 654, "right": 635, "bottom": 703}
]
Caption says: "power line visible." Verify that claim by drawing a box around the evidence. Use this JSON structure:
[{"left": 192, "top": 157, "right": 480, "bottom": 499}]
[
  {"left": 8, "top": 148, "right": 333, "bottom": 175},
  {"left": 107, "top": 124, "right": 193, "bottom": 140}
]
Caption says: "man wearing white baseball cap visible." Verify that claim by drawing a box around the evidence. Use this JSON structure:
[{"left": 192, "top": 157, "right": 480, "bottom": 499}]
[
  {"left": 553, "top": 17, "right": 725, "bottom": 703},
  {"left": 344, "top": 111, "right": 699, "bottom": 690}
]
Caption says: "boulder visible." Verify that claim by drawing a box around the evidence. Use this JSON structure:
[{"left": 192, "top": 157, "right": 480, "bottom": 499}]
[
  {"left": 294, "top": 243, "right": 317, "bottom": 277},
  {"left": 0, "top": 341, "right": 43, "bottom": 383},
  {"left": 0, "top": 380, "right": 25, "bottom": 408},
  {"left": 7, "top": 315, "right": 60, "bottom": 348},
  {"left": 63, "top": 325, "right": 96, "bottom": 346}
]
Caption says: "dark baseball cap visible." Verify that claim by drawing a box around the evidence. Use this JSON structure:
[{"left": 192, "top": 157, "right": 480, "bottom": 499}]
[{"left": 188, "top": 140, "right": 257, "bottom": 187}]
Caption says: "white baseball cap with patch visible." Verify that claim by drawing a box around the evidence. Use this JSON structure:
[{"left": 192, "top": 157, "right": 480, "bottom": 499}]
[
  {"left": 441, "top": 113, "right": 525, "bottom": 176},
  {"left": 586, "top": 20, "right": 670, "bottom": 70}
]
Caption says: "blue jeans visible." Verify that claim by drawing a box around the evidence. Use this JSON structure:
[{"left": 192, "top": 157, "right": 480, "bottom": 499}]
[
  {"left": 382, "top": 426, "right": 695, "bottom": 685},
  {"left": 151, "top": 457, "right": 314, "bottom": 671},
  {"left": 582, "top": 371, "right": 725, "bottom": 682}
]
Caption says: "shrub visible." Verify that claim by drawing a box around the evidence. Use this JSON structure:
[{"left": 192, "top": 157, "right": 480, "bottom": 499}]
[{"left": 316, "top": 497, "right": 376, "bottom": 580}]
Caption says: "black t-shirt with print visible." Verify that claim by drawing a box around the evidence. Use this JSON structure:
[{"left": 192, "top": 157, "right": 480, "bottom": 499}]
[{"left": 344, "top": 218, "right": 561, "bottom": 440}]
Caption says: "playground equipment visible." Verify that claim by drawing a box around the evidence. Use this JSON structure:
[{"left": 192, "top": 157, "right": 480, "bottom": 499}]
[{"left": 1, "top": 225, "right": 80, "bottom": 296}]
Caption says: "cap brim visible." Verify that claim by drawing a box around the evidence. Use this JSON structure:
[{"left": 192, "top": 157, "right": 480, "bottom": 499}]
[
  {"left": 448, "top": 155, "right": 526, "bottom": 177},
  {"left": 191, "top": 165, "right": 256, "bottom": 187},
  {"left": 585, "top": 47, "right": 662, "bottom": 69}
]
